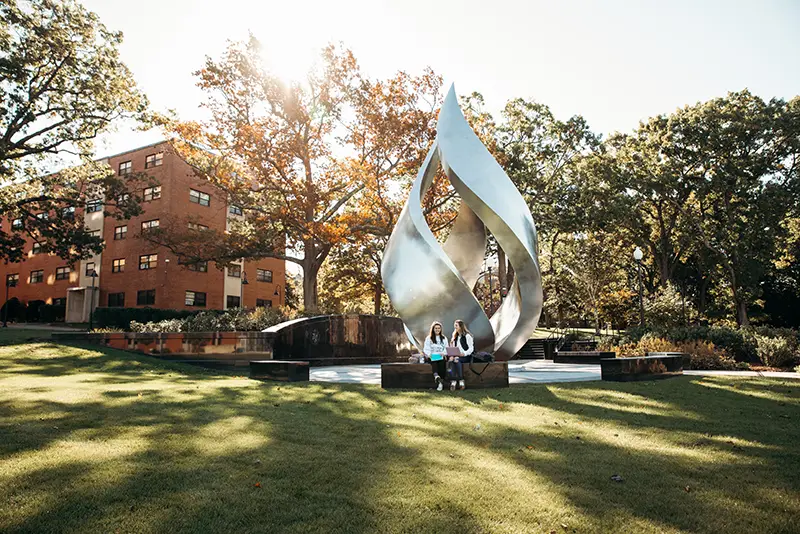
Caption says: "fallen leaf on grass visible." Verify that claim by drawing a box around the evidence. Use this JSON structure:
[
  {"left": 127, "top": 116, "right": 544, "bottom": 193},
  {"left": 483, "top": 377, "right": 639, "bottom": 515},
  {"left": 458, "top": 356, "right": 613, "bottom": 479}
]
[
  {"left": 527, "top": 445, "right": 533, "bottom": 450},
  {"left": 684, "top": 486, "right": 691, "bottom": 492},
  {"left": 610, "top": 474, "right": 624, "bottom": 482},
  {"left": 254, "top": 482, "right": 261, "bottom": 488}
]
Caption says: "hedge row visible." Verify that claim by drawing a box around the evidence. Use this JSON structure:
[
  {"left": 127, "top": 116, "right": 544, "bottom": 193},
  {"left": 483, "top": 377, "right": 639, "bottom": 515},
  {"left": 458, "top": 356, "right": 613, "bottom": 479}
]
[{"left": 93, "top": 307, "right": 203, "bottom": 329}]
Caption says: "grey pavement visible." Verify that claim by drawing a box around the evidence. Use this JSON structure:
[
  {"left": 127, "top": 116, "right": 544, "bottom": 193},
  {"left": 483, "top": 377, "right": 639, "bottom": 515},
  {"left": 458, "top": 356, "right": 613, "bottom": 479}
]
[{"left": 310, "top": 359, "right": 800, "bottom": 386}]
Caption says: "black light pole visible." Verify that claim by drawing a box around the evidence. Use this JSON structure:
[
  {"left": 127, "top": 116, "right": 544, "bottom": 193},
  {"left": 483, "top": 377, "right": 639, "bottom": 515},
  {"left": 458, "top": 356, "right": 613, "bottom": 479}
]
[
  {"left": 88, "top": 269, "right": 98, "bottom": 332},
  {"left": 240, "top": 271, "right": 249, "bottom": 308},
  {"left": 487, "top": 265, "right": 494, "bottom": 313},
  {"left": 3, "top": 277, "right": 17, "bottom": 327},
  {"left": 634, "top": 247, "right": 644, "bottom": 326}
]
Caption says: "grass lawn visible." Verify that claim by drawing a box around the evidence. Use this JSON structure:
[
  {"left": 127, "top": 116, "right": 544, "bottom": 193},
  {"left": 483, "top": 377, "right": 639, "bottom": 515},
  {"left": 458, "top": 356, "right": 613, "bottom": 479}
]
[
  {"left": 0, "top": 328, "right": 53, "bottom": 346},
  {"left": 1, "top": 339, "right": 798, "bottom": 533}
]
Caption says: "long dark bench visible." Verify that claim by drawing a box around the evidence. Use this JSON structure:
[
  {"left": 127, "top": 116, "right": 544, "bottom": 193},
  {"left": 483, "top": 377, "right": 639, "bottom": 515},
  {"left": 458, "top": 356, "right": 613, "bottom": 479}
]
[
  {"left": 646, "top": 351, "right": 691, "bottom": 370},
  {"left": 553, "top": 351, "right": 616, "bottom": 364},
  {"left": 601, "top": 355, "right": 683, "bottom": 381},
  {"left": 381, "top": 362, "right": 509, "bottom": 389},
  {"left": 250, "top": 360, "right": 310, "bottom": 382}
]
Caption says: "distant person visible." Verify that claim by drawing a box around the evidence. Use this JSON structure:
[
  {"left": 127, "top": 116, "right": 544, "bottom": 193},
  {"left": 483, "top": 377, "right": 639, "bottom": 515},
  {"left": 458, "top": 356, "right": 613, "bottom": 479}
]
[
  {"left": 423, "top": 321, "right": 448, "bottom": 391},
  {"left": 449, "top": 319, "right": 474, "bottom": 390}
]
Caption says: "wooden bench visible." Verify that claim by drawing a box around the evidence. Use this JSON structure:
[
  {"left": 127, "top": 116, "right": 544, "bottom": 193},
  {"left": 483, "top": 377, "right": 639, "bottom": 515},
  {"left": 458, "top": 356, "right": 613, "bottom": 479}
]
[
  {"left": 250, "top": 360, "right": 310, "bottom": 382},
  {"left": 646, "top": 351, "right": 691, "bottom": 370},
  {"left": 601, "top": 355, "right": 683, "bottom": 382},
  {"left": 381, "top": 362, "right": 509, "bottom": 389},
  {"left": 553, "top": 351, "right": 616, "bottom": 364}
]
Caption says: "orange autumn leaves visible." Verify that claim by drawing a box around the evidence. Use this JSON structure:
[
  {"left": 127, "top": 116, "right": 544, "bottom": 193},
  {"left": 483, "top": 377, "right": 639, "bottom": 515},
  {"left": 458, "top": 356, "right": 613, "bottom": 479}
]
[{"left": 153, "top": 36, "right": 448, "bottom": 309}]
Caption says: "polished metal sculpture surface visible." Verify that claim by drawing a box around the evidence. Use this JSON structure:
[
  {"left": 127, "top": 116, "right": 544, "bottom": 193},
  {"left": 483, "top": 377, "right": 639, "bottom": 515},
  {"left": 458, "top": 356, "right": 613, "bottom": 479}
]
[{"left": 381, "top": 85, "right": 543, "bottom": 360}]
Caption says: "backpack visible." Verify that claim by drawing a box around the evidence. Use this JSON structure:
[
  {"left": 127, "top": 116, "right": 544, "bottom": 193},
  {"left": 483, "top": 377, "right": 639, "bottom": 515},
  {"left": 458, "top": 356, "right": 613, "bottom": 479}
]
[{"left": 469, "top": 351, "right": 494, "bottom": 376}]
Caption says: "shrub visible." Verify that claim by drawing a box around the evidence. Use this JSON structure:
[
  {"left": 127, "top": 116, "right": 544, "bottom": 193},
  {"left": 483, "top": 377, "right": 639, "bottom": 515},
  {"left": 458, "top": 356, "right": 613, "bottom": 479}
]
[
  {"left": 129, "top": 319, "right": 187, "bottom": 333},
  {"left": 795, "top": 365, "right": 800, "bottom": 373},
  {"left": 39, "top": 304, "right": 66, "bottom": 323},
  {"left": 94, "top": 307, "right": 197, "bottom": 329},
  {"left": 643, "top": 284, "right": 688, "bottom": 328},
  {"left": 678, "top": 340, "right": 736, "bottom": 370},
  {"left": 754, "top": 335, "right": 795, "bottom": 368}
]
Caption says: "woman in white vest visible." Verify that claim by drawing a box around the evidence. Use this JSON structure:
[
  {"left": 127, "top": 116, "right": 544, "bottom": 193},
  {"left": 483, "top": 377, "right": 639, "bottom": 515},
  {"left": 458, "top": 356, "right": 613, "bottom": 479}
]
[{"left": 449, "top": 319, "right": 474, "bottom": 390}]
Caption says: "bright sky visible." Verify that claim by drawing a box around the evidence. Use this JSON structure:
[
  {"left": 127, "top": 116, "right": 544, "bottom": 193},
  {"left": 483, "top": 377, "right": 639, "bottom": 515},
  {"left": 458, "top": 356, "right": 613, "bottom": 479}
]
[{"left": 82, "top": 0, "right": 800, "bottom": 157}]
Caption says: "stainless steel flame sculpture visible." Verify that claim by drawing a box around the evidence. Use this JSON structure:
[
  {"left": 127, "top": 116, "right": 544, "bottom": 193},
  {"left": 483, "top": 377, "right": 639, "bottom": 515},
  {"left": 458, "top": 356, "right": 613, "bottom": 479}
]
[{"left": 381, "top": 85, "right": 543, "bottom": 360}]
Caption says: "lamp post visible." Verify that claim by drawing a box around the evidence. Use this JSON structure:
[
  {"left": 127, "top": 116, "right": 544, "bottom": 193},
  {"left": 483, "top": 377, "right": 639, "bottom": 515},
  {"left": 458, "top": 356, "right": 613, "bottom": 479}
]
[
  {"left": 88, "top": 269, "right": 98, "bottom": 331},
  {"left": 3, "top": 277, "right": 17, "bottom": 328},
  {"left": 633, "top": 247, "right": 644, "bottom": 326},
  {"left": 240, "top": 271, "right": 248, "bottom": 308}
]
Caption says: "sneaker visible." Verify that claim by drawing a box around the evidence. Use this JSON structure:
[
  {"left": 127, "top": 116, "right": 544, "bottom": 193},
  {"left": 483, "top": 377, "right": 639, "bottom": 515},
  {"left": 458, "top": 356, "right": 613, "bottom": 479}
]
[
  {"left": 435, "top": 376, "right": 443, "bottom": 391},
  {"left": 459, "top": 380, "right": 466, "bottom": 390},
  {"left": 450, "top": 380, "right": 457, "bottom": 391}
]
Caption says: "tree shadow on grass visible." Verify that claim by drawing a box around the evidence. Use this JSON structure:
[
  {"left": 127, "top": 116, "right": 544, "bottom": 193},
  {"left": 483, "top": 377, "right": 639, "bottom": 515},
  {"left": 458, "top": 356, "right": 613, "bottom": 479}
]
[
  {"left": 389, "top": 376, "right": 800, "bottom": 533},
  {"left": 0, "top": 350, "right": 486, "bottom": 533}
]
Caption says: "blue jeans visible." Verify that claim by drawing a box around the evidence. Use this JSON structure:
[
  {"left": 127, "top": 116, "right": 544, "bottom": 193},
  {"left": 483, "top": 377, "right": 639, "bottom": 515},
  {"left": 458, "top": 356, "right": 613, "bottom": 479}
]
[{"left": 448, "top": 357, "right": 465, "bottom": 380}]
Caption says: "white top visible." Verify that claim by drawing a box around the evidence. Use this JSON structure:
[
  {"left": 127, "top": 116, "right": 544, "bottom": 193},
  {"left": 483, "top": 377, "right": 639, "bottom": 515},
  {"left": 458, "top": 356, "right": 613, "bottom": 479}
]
[
  {"left": 452, "top": 333, "right": 475, "bottom": 356},
  {"left": 423, "top": 335, "right": 448, "bottom": 356}
]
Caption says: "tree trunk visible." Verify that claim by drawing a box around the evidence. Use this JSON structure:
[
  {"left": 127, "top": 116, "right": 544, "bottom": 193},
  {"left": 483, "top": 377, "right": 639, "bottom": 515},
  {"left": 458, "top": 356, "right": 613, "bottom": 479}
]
[
  {"left": 373, "top": 280, "right": 382, "bottom": 315},
  {"left": 302, "top": 255, "right": 320, "bottom": 312},
  {"left": 736, "top": 299, "right": 749, "bottom": 326}
]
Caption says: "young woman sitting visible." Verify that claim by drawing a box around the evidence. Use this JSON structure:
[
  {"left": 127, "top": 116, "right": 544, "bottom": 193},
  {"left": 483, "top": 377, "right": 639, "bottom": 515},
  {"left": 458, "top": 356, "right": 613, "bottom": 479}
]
[
  {"left": 423, "top": 321, "right": 449, "bottom": 391},
  {"left": 449, "top": 319, "right": 474, "bottom": 390}
]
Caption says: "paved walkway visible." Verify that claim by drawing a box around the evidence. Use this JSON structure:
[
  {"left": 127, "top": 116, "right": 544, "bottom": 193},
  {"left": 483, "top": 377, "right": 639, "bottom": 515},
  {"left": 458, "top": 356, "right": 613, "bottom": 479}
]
[
  {"left": 310, "top": 360, "right": 800, "bottom": 386},
  {"left": 311, "top": 360, "right": 601, "bottom": 385}
]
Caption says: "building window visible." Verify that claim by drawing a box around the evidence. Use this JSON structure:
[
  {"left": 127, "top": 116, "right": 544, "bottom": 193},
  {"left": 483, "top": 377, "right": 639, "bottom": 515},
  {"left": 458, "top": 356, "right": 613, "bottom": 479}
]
[
  {"left": 228, "top": 265, "right": 241, "bottom": 278},
  {"left": 229, "top": 204, "right": 243, "bottom": 216},
  {"left": 36, "top": 212, "right": 48, "bottom": 220},
  {"left": 29, "top": 270, "right": 44, "bottom": 284},
  {"left": 226, "top": 295, "right": 241, "bottom": 308},
  {"left": 31, "top": 242, "right": 43, "bottom": 255},
  {"left": 12, "top": 218, "right": 23, "bottom": 229},
  {"left": 185, "top": 291, "right": 207, "bottom": 307},
  {"left": 62, "top": 206, "right": 75, "bottom": 220},
  {"left": 117, "top": 193, "right": 130, "bottom": 204},
  {"left": 112, "top": 258, "right": 125, "bottom": 273},
  {"left": 6, "top": 274, "right": 19, "bottom": 286},
  {"left": 114, "top": 225, "right": 127, "bottom": 240},
  {"left": 137, "top": 289, "right": 156, "bottom": 306},
  {"left": 141, "top": 219, "right": 160, "bottom": 231},
  {"left": 85, "top": 262, "right": 96, "bottom": 276},
  {"left": 143, "top": 186, "right": 161, "bottom": 201},
  {"left": 256, "top": 269, "right": 273, "bottom": 283},
  {"left": 187, "top": 261, "right": 208, "bottom": 272},
  {"left": 139, "top": 254, "right": 158, "bottom": 270},
  {"left": 86, "top": 199, "right": 102, "bottom": 213},
  {"left": 189, "top": 189, "right": 210, "bottom": 206},
  {"left": 52, "top": 297, "right": 66, "bottom": 307},
  {"left": 256, "top": 299, "right": 272, "bottom": 308},
  {"left": 188, "top": 222, "right": 208, "bottom": 231},
  {"left": 89, "top": 229, "right": 101, "bottom": 238},
  {"left": 55, "top": 266, "right": 70, "bottom": 280},
  {"left": 118, "top": 161, "right": 132, "bottom": 175},
  {"left": 108, "top": 292, "right": 125, "bottom": 307},
  {"left": 145, "top": 152, "right": 163, "bottom": 169}
]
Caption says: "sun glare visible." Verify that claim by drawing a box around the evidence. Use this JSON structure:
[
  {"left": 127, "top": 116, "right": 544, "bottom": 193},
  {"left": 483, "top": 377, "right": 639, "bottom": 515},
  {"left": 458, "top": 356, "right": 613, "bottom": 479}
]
[{"left": 262, "top": 45, "right": 318, "bottom": 84}]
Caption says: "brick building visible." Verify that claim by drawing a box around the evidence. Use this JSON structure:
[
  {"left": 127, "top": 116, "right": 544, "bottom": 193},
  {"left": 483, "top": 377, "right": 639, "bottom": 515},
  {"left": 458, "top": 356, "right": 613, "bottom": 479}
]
[{"left": 0, "top": 141, "right": 285, "bottom": 323}]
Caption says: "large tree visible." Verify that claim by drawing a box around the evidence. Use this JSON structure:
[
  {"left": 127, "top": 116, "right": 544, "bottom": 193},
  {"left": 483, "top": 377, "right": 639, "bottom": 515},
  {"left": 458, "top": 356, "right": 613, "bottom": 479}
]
[
  {"left": 153, "top": 37, "right": 442, "bottom": 311},
  {"left": 0, "top": 0, "right": 147, "bottom": 263},
  {"left": 673, "top": 91, "right": 795, "bottom": 325}
]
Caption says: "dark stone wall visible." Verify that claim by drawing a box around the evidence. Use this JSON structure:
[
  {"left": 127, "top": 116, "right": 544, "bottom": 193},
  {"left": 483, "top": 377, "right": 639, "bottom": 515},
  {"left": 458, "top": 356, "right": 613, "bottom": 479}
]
[{"left": 270, "top": 314, "right": 413, "bottom": 365}]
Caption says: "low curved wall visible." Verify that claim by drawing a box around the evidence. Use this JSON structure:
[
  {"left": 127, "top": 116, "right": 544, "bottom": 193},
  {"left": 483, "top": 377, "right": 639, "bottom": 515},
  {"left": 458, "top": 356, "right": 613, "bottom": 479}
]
[
  {"left": 52, "top": 314, "right": 414, "bottom": 367},
  {"left": 268, "top": 314, "right": 414, "bottom": 365}
]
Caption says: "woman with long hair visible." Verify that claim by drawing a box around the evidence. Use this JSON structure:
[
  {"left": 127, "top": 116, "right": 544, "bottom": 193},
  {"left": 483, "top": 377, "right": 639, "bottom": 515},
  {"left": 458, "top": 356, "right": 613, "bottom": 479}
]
[
  {"left": 423, "top": 321, "right": 448, "bottom": 391},
  {"left": 449, "top": 319, "right": 474, "bottom": 390}
]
